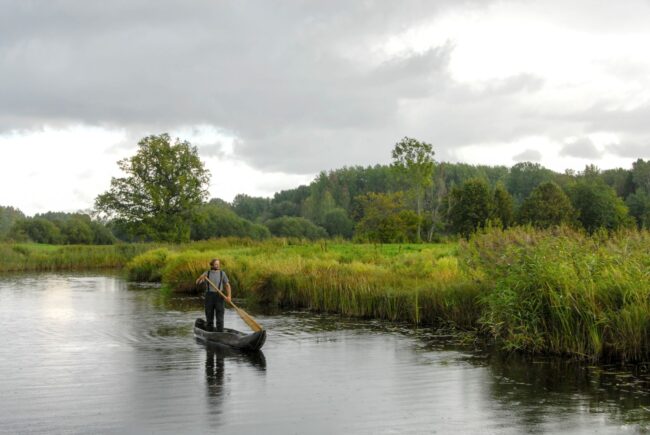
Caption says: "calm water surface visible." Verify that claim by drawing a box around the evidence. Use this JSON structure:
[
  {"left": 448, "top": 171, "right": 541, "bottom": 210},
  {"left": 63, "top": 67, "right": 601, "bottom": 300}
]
[{"left": 1, "top": 273, "right": 650, "bottom": 434}]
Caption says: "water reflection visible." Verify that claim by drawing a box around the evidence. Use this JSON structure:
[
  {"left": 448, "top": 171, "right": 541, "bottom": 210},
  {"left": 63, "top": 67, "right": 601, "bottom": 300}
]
[
  {"left": 197, "top": 339, "right": 266, "bottom": 408},
  {"left": 476, "top": 351, "right": 650, "bottom": 432},
  {"left": 4, "top": 272, "right": 650, "bottom": 434}
]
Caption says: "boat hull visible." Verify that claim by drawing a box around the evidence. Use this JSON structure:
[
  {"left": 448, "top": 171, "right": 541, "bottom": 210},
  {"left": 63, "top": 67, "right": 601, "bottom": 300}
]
[{"left": 193, "top": 318, "right": 266, "bottom": 351}]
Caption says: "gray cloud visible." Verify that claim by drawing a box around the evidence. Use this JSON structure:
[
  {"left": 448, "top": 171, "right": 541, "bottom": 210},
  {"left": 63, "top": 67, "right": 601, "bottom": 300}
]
[
  {"left": 560, "top": 137, "right": 602, "bottom": 159},
  {"left": 1, "top": 0, "right": 648, "bottom": 175},
  {"left": 606, "top": 142, "right": 650, "bottom": 158},
  {"left": 513, "top": 149, "right": 542, "bottom": 162}
]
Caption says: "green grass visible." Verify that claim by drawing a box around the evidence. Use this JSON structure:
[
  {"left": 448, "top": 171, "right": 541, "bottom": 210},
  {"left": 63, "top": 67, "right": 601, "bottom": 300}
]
[
  {"left": 0, "top": 242, "right": 156, "bottom": 271},
  {"left": 124, "top": 239, "right": 477, "bottom": 328}
]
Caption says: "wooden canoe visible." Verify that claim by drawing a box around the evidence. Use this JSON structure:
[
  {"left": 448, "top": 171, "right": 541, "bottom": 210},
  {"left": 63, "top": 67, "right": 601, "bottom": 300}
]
[{"left": 193, "top": 318, "right": 266, "bottom": 351}]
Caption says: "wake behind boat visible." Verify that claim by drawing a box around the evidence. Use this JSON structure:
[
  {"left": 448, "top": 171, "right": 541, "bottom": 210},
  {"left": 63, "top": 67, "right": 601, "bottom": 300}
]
[{"left": 193, "top": 318, "right": 267, "bottom": 351}]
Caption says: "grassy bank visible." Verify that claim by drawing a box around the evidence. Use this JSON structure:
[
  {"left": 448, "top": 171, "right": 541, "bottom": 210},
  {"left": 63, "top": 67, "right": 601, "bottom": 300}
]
[
  {"left": 126, "top": 240, "right": 479, "bottom": 328},
  {"left": 123, "top": 229, "right": 650, "bottom": 363},
  {"left": 0, "top": 243, "right": 155, "bottom": 272},
  {"left": 5, "top": 230, "right": 650, "bottom": 363}
]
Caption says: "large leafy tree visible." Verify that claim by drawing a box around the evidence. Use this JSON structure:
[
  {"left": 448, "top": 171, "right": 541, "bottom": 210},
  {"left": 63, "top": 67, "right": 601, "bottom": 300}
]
[
  {"left": 491, "top": 183, "right": 515, "bottom": 228},
  {"left": 569, "top": 175, "right": 632, "bottom": 233},
  {"left": 391, "top": 137, "right": 435, "bottom": 241},
  {"left": 518, "top": 182, "right": 576, "bottom": 228},
  {"left": 355, "top": 192, "right": 419, "bottom": 243},
  {"left": 0, "top": 206, "right": 25, "bottom": 240},
  {"left": 95, "top": 134, "right": 210, "bottom": 242},
  {"left": 447, "top": 178, "right": 492, "bottom": 238},
  {"left": 232, "top": 194, "right": 270, "bottom": 222},
  {"left": 506, "top": 162, "right": 555, "bottom": 204},
  {"left": 322, "top": 208, "right": 354, "bottom": 238}
]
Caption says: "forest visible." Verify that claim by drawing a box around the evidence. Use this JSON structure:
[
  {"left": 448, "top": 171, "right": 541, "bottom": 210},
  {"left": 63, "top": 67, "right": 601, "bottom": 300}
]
[{"left": 1, "top": 134, "right": 649, "bottom": 244}]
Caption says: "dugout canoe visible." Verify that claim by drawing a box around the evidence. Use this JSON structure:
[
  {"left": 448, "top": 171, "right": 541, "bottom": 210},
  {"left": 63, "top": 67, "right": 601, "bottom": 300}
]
[{"left": 193, "top": 318, "right": 266, "bottom": 351}]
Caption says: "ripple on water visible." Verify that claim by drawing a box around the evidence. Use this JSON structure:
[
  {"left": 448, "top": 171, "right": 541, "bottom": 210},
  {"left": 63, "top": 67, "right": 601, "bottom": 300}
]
[{"left": 2, "top": 273, "right": 650, "bottom": 434}]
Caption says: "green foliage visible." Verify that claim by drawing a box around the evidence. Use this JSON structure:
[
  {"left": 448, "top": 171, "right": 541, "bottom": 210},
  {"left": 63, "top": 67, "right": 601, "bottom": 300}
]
[
  {"left": 0, "top": 242, "right": 152, "bottom": 272},
  {"left": 95, "top": 133, "right": 210, "bottom": 242},
  {"left": 162, "top": 250, "right": 214, "bottom": 293},
  {"left": 355, "top": 192, "right": 419, "bottom": 243},
  {"left": 190, "top": 202, "right": 270, "bottom": 240},
  {"left": 268, "top": 200, "right": 300, "bottom": 219},
  {"left": 10, "top": 218, "right": 63, "bottom": 244},
  {"left": 631, "top": 158, "right": 650, "bottom": 194},
  {"left": 131, "top": 240, "right": 475, "bottom": 328},
  {"left": 491, "top": 183, "right": 514, "bottom": 227},
  {"left": 601, "top": 167, "right": 636, "bottom": 198},
  {"left": 391, "top": 137, "right": 435, "bottom": 241},
  {"left": 0, "top": 206, "right": 25, "bottom": 240},
  {"left": 126, "top": 248, "right": 174, "bottom": 282},
  {"left": 464, "top": 226, "right": 650, "bottom": 362},
  {"left": 569, "top": 175, "right": 632, "bottom": 232},
  {"left": 7, "top": 213, "right": 114, "bottom": 245},
  {"left": 518, "top": 182, "right": 577, "bottom": 228},
  {"left": 232, "top": 194, "right": 270, "bottom": 221},
  {"left": 441, "top": 162, "right": 509, "bottom": 189},
  {"left": 506, "top": 162, "right": 555, "bottom": 204},
  {"left": 447, "top": 178, "right": 492, "bottom": 238},
  {"left": 626, "top": 190, "right": 650, "bottom": 228},
  {"left": 322, "top": 208, "right": 354, "bottom": 238},
  {"left": 265, "top": 216, "right": 328, "bottom": 240}
]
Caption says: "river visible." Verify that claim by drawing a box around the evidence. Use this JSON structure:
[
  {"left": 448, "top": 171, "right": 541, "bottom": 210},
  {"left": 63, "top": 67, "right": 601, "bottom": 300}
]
[{"left": 1, "top": 273, "right": 649, "bottom": 434}]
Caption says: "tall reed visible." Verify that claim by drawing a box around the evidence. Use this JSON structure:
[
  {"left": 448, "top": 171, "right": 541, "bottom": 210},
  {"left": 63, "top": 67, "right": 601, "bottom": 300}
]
[{"left": 464, "top": 226, "right": 650, "bottom": 362}]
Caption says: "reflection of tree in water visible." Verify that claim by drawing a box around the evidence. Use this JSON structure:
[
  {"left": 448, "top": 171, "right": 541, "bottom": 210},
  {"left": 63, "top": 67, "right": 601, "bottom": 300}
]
[{"left": 480, "top": 351, "right": 650, "bottom": 431}]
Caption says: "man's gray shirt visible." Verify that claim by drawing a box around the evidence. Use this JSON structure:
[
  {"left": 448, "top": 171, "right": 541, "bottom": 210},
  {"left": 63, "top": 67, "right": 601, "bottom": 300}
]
[{"left": 203, "top": 269, "right": 229, "bottom": 292}]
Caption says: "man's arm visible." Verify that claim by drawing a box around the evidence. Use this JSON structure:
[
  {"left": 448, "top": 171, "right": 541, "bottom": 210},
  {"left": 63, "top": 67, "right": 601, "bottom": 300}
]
[
  {"left": 225, "top": 282, "right": 232, "bottom": 303},
  {"left": 195, "top": 272, "right": 207, "bottom": 285}
]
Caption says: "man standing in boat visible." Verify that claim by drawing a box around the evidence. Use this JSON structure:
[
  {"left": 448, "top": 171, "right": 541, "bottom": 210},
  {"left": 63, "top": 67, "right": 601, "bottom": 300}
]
[{"left": 196, "top": 259, "right": 232, "bottom": 332}]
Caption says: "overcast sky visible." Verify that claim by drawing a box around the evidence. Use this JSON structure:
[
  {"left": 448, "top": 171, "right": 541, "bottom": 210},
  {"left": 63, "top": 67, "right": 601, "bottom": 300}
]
[{"left": 2, "top": 0, "right": 650, "bottom": 215}]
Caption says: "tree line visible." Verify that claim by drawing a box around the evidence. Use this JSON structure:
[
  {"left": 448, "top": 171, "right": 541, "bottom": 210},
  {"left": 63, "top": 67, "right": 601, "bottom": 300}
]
[{"left": 2, "top": 133, "right": 649, "bottom": 244}]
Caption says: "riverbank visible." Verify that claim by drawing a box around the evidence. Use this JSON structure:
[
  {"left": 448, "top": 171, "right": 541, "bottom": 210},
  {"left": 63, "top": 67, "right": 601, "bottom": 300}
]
[
  {"left": 122, "top": 228, "right": 650, "bottom": 363},
  {"left": 0, "top": 243, "right": 154, "bottom": 271},
  {"left": 3, "top": 229, "right": 650, "bottom": 363}
]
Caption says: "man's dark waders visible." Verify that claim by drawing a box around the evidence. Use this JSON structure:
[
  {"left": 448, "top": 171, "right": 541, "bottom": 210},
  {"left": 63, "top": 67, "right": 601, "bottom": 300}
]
[{"left": 205, "top": 270, "right": 225, "bottom": 332}]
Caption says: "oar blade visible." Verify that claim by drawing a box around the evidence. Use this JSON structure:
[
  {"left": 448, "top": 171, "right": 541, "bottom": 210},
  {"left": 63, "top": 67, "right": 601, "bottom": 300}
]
[{"left": 236, "top": 307, "right": 263, "bottom": 332}]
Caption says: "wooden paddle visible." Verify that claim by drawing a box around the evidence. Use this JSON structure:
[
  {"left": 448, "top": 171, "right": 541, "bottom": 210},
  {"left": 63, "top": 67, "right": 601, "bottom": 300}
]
[{"left": 204, "top": 276, "right": 263, "bottom": 332}]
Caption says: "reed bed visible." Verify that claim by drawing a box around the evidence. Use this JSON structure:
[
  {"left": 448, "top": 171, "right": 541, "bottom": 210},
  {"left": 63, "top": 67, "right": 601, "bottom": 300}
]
[
  {"left": 463, "top": 226, "right": 650, "bottom": 362},
  {"left": 125, "top": 240, "right": 477, "bottom": 328},
  {"left": 0, "top": 243, "right": 153, "bottom": 272}
]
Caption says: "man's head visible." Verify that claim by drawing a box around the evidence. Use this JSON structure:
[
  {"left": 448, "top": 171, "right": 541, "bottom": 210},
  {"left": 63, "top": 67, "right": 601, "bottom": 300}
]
[{"left": 210, "top": 258, "right": 220, "bottom": 270}]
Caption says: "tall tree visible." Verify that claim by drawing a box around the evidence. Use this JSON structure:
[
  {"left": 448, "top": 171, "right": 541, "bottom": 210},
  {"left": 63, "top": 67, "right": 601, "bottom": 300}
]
[
  {"left": 631, "top": 158, "right": 650, "bottom": 194},
  {"left": 355, "top": 192, "right": 419, "bottom": 243},
  {"left": 232, "top": 194, "right": 270, "bottom": 222},
  {"left": 391, "top": 137, "right": 435, "bottom": 242},
  {"left": 491, "top": 183, "right": 515, "bottom": 228},
  {"left": 569, "top": 176, "right": 632, "bottom": 232},
  {"left": 447, "top": 178, "right": 492, "bottom": 238},
  {"left": 626, "top": 191, "right": 650, "bottom": 228},
  {"left": 518, "top": 182, "right": 576, "bottom": 228},
  {"left": 506, "top": 161, "right": 555, "bottom": 204},
  {"left": 95, "top": 134, "right": 210, "bottom": 242},
  {"left": 0, "top": 206, "right": 25, "bottom": 240}
]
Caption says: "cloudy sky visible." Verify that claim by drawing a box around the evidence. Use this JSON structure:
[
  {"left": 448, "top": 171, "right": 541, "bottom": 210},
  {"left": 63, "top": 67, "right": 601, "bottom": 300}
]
[{"left": 2, "top": 0, "right": 650, "bottom": 215}]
